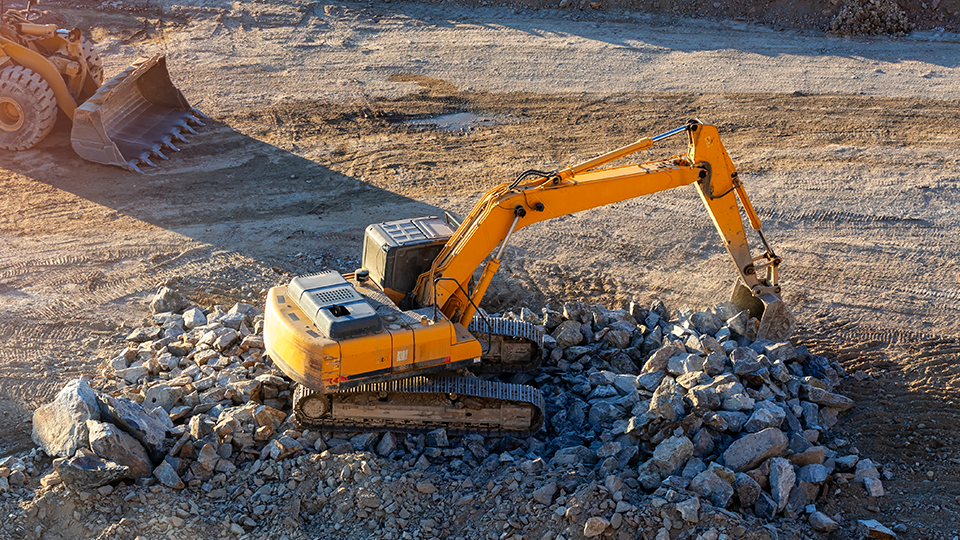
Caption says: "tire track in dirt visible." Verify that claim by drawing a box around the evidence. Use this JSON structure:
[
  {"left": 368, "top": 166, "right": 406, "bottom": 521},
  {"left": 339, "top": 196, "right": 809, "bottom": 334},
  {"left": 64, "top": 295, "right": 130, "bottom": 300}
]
[{"left": 793, "top": 321, "right": 960, "bottom": 534}]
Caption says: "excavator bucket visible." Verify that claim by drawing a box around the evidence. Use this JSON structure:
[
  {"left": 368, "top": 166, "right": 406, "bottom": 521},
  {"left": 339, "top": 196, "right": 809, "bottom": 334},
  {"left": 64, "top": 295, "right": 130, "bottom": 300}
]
[
  {"left": 730, "top": 280, "right": 796, "bottom": 342},
  {"left": 70, "top": 55, "right": 206, "bottom": 173}
]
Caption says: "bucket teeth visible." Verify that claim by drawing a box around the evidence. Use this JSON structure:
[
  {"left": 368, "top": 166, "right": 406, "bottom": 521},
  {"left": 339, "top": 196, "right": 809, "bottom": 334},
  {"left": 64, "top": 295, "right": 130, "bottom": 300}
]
[{"left": 70, "top": 55, "right": 209, "bottom": 171}]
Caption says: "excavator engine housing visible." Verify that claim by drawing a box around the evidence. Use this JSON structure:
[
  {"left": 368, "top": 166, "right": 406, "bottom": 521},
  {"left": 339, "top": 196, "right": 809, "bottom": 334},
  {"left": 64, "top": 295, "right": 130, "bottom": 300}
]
[{"left": 287, "top": 272, "right": 382, "bottom": 340}]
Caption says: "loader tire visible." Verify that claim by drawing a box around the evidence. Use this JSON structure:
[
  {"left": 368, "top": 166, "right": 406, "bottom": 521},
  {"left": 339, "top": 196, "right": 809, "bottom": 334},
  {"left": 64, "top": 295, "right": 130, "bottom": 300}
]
[
  {"left": 0, "top": 66, "right": 59, "bottom": 151},
  {"left": 82, "top": 39, "right": 104, "bottom": 86}
]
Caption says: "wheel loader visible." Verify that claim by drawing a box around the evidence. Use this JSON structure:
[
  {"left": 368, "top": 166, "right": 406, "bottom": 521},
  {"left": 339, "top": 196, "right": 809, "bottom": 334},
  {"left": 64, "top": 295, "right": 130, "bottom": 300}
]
[
  {"left": 263, "top": 120, "right": 796, "bottom": 436},
  {"left": 0, "top": 2, "right": 205, "bottom": 171}
]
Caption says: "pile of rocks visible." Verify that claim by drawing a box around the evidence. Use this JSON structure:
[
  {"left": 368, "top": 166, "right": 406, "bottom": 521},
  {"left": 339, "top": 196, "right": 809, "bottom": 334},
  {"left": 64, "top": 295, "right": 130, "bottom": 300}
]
[
  {"left": 521, "top": 298, "right": 885, "bottom": 533},
  {"left": 828, "top": 0, "right": 914, "bottom": 36},
  {"left": 21, "top": 286, "right": 897, "bottom": 539},
  {"left": 30, "top": 285, "right": 303, "bottom": 493}
]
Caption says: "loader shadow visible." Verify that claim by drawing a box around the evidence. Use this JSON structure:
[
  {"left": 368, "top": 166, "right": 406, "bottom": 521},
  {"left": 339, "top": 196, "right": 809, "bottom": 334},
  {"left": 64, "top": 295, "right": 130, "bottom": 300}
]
[{"left": 0, "top": 115, "right": 443, "bottom": 270}]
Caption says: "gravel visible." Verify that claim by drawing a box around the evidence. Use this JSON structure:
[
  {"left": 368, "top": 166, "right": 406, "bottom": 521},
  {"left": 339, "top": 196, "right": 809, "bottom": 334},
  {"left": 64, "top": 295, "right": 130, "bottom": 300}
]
[
  {"left": 1, "top": 288, "right": 893, "bottom": 539},
  {"left": 828, "top": 0, "right": 915, "bottom": 36}
]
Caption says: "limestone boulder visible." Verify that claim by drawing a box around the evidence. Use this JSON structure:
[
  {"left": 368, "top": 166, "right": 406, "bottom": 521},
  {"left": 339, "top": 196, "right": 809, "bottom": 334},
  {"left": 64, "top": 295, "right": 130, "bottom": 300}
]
[
  {"left": 87, "top": 420, "right": 152, "bottom": 479},
  {"left": 32, "top": 379, "right": 101, "bottom": 458}
]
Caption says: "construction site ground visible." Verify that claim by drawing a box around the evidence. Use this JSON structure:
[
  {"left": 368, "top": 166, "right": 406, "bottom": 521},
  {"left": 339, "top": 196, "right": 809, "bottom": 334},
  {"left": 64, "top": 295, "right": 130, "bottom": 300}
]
[{"left": 1, "top": 0, "right": 960, "bottom": 538}]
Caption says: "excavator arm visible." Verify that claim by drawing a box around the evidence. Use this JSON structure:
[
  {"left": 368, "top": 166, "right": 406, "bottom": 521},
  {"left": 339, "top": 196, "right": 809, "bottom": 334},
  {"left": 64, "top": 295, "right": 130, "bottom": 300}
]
[{"left": 414, "top": 121, "right": 794, "bottom": 341}]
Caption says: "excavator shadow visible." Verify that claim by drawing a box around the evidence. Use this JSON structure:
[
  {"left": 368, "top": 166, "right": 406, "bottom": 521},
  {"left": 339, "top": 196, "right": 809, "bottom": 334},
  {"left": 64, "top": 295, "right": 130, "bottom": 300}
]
[{"left": 0, "top": 114, "right": 444, "bottom": 274}]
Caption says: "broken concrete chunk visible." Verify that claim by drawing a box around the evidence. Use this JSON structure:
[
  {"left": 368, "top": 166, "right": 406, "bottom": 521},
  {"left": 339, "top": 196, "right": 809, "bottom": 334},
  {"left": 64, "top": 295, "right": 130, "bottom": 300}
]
[{"left": 143, "top": 384, "right": 181, "bottom": 412}]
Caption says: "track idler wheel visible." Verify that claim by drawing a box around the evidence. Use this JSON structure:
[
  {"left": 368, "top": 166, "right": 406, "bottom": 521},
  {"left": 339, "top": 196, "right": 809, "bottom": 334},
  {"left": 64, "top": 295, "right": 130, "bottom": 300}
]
[{"left": 294, "top": 385, "right": 331, "bottom": 423}]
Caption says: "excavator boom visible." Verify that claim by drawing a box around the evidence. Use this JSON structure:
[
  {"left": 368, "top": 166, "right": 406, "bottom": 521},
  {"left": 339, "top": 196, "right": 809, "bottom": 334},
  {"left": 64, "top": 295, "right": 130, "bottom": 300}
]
[{"left": 416, "top": 121, "right": 793, "bottom": 341}]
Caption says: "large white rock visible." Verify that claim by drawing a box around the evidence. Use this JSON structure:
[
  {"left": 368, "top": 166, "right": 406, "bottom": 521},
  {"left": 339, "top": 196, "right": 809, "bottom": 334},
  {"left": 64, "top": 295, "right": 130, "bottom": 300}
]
[{"left": 32, "top": 379, "right": 101, "bottom": 458}]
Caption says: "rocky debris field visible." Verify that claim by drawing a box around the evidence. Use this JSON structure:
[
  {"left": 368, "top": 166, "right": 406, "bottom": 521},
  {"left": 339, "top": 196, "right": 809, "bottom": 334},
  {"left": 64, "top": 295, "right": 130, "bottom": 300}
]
[{"left": 0, "top": 286, "right": 910, "bottom": 540}]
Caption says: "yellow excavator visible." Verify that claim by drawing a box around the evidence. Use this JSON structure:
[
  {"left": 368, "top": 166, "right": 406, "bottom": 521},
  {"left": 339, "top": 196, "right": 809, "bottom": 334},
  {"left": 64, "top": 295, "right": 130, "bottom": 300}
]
[
  {"left": 0, "top": 3, "right": 205, "bottom": 171},
  {"left": 263, "top": 121, "right": 795, "bottom": 436}
]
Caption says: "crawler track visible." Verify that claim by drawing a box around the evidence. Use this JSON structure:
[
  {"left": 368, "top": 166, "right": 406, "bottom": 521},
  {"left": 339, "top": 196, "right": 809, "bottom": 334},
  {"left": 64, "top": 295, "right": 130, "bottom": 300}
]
[{"left": 293, "top": 377, "right": 545, "bottom": 437}]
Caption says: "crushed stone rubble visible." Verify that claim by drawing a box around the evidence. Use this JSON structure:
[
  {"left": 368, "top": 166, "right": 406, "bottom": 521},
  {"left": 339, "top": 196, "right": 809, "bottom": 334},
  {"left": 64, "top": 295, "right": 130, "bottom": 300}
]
[
  {"left": 828, "top": 0, "right": 915, "bottom": 36},
  {"left": 2, "top": 285, "right": 905, "bottom": 539}
]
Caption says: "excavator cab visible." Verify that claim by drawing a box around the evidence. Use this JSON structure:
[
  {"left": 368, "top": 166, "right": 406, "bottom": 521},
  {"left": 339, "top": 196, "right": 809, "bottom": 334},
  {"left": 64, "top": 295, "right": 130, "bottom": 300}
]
[{"left": 361, "top": 216, "right": 455, "bottom": 304}]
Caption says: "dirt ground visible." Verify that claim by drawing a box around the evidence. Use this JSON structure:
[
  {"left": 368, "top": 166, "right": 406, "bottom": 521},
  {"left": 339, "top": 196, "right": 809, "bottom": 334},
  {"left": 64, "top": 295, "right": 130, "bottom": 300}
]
[{"left": 2, "top": 0, "right": 960, "bottom": 538}]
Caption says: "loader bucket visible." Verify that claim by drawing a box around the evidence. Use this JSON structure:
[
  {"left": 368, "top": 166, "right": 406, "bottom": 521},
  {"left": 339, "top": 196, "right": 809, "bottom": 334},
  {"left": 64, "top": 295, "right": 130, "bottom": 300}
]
[
  {"left": 730, "top": 280, "right": 796, "bottom": 342},
  {"left": 71, "top": 55, "right": 207, "bottom": 172}
]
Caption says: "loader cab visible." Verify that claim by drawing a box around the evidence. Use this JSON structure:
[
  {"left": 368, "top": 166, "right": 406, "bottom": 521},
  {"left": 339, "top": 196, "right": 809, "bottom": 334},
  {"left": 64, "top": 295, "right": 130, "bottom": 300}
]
[{"left": 362, "top": 216, "right": 455, "bottom": 303}]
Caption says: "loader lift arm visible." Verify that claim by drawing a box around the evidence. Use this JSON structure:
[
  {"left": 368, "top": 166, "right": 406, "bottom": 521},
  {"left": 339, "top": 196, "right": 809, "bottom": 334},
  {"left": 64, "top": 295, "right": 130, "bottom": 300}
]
[{"left": 415, "top": 121, "right": 793, "bottom": 341}]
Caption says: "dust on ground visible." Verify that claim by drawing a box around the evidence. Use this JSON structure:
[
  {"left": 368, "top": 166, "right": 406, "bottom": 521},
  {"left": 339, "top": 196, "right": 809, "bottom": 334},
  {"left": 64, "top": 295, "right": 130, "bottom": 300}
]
[{"left": 1, "top": 0, "right": 960, "bottom": 538}]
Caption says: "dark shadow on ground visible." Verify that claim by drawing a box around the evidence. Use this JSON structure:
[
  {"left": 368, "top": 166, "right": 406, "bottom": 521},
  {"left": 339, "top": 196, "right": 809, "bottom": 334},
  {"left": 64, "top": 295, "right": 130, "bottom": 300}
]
[{"left": 1, "top": 115, "right": 442, "bottom": 272}]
